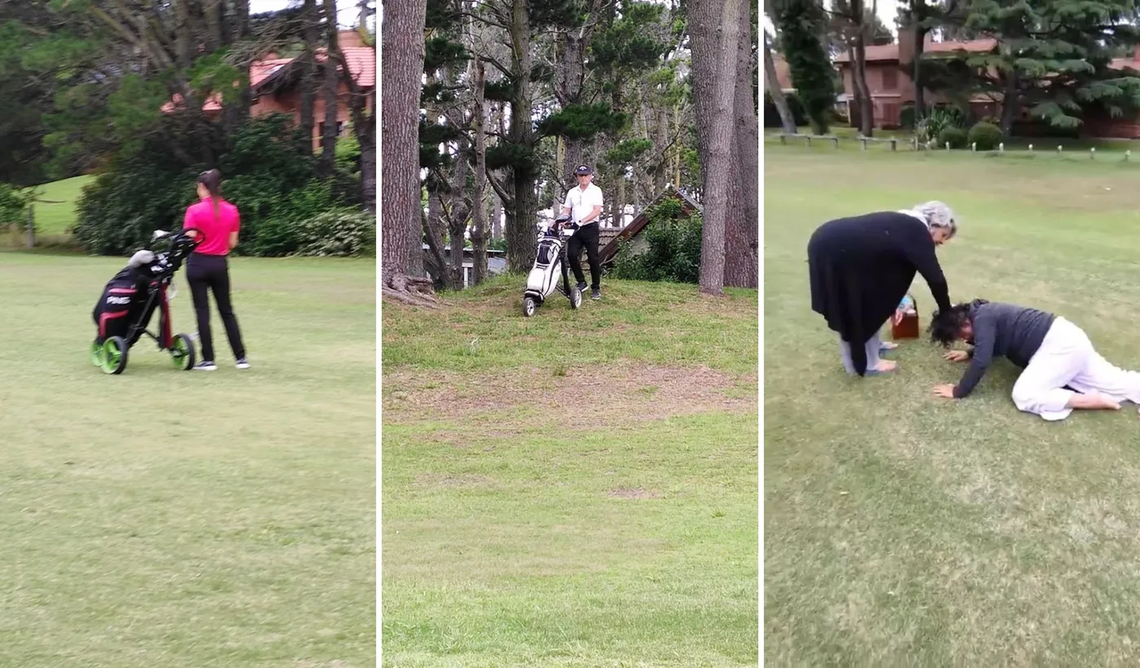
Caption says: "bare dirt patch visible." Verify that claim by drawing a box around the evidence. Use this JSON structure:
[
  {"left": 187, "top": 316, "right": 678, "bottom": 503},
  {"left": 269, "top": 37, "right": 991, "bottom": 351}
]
[{"left": 382, "top": 363, "right": 756, "bottom": 427}]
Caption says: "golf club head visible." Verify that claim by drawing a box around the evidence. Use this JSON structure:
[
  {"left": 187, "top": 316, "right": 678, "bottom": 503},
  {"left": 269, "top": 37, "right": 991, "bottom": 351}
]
[{"left": 151, "top": 229, "right": 170, "bottom": 241}]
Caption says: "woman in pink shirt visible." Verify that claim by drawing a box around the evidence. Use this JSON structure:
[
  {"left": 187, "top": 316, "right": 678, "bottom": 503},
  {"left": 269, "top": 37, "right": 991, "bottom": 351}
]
[{"left": 183, "top": 169, "right": 248, "bottom": 371}]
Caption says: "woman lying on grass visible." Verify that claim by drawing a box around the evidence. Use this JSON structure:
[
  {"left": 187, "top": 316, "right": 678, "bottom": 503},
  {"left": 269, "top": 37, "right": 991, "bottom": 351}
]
[{"left": 930, "top": 299, "right": 1140, "bottom": 420}]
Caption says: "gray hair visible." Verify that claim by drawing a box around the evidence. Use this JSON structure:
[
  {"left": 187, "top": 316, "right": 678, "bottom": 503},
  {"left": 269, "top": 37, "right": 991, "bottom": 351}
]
[{"left": 913, "top": 201, "right": 957, "bottom": 237}]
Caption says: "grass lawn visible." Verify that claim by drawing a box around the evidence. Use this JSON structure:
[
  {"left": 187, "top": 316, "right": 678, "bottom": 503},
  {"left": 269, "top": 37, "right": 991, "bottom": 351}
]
[
  {"left": 31, "top": 174, "right": 95, "bottom": 235},
  {"left": 0, "top": 252, "right": 375, "bottom": 667},
  {"left": 765, "top": 146, "right": 1140, "bottom": 664},
  {"left": 381, "top": 277, "right": 759, "bottom": 667},
  {"left": 768, "top": 125, "right": 1140, "bottom": 154}
]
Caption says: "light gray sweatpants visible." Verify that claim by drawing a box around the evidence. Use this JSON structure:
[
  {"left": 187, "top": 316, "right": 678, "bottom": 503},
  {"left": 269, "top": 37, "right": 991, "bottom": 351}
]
[{"left": 839, "top": 331, "right": 882, "bottom": 375}]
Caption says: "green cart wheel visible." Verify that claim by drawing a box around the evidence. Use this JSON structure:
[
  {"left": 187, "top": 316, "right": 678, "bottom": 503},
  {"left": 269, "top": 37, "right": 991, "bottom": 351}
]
[
  {"left": 171, "top": 333, "right": 195, "bottom": 371},
  {"left": 100, "top": 336, "right": 128, "bottom": 375}
]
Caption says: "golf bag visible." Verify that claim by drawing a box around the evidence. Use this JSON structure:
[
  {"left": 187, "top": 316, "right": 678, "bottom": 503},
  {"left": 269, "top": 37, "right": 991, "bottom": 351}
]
[
  {"left": 521, "top": 214, "right": 582, "bottom": 317},
  {"left": 92, "top": 254, "right": 164, "bottom": 346},
  {"left": 89, "top": 228, "right": 202, "bottom": 375}
]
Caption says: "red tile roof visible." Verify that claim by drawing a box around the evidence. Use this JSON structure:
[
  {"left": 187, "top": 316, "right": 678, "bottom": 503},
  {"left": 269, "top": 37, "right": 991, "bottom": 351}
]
[
  {"left": 834, "top": 38, "right": 997, "bottom": 63},
  {"left": 161, "top": 45, "right": 375, "bottom": 114}
]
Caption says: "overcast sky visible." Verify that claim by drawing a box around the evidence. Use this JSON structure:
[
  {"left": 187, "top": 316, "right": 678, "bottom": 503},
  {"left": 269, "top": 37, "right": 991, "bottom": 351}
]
[{"left": 249, "top": 0, "right": 368, "bottom": 28}]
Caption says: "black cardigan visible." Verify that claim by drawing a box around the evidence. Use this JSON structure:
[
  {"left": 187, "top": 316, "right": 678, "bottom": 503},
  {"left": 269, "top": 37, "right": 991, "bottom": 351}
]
[{"left": 807, "top": 210, "right": 952, "bottom": 375}]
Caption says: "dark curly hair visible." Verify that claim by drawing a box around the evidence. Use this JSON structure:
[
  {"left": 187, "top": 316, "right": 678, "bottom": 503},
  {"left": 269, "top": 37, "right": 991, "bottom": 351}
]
[{"left": 929, "top": 302, "right": 973, "bottom": 348}]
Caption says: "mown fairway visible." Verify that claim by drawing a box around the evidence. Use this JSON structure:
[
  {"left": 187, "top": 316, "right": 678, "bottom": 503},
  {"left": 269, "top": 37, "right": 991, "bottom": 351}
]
[
  {"left": 766, "top": 142, "right": 1140, "bottom": 665},
  {"left": 382, "top": 277, "right": 759, "bottom": 667},
  {"left": 0, "top": 252, "right": 375, "bottom": 667}
]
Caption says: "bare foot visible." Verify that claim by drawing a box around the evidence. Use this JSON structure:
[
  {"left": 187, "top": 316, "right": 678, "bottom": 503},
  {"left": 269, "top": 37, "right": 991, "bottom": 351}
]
[
  {"left": 1069, "top": 392, "right": 1121, "bottom": 411},
  {"left": 876, "top": 360, "right": 898, "bottom": 372}
]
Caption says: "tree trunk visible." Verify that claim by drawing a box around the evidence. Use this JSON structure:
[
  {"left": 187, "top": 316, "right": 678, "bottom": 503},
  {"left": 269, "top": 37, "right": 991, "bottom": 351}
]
[
  {"left": 471, "top": 59, "right": 489, "bottom": 285},
  {"left": 447, "top": 142, "right": 470, "bottom": 288},
  {"left": 173, "top": 0, "right": 193, "bottom": 69},
  {"left": 845, "top": 47, "right": 864, "bottom": 130},
  {"left": 557, "top": 29, "right": 585, "bottom": 184},
  {"left": 380, "top": 0, "right": 431, "bottom": 296},
  {"left": 492, "top": 193, "right": 503, "bottom": 242},
  {"left": 319, "top": 0, "right": 341, "bottom": 178},
  {"left": 849, "top": 0, "right": 874, "bottom": 136},
  {"left": 426, "top": 183, "right": 453, "bottom": 288},
  {"left": 694, "top": 0, "right": 743, "bottom": 296},
  {"left": 505, "top": 0, "right": 535, "bottom": 273},
  {"left": 653, "top": 105, "right": 669, "bottom": 193},
  {"left": 912, "top": 14, "right": 927, "bottom": 120},
  {"left": 223, "top": 0, "right": 253, "bottom": 135},
  {"left": 422, "top": 206, "right": 448, "bottom": 290},
  {"left": 689, "top": 0, "right": 718, "bottom": 200},
  {"left": 203, "top": 0, "right": 224, "bottom": 51},
  {"left": 231, "top": 0, "right": 250, "bottom": 45},
  {"left": 724, "top": 17, "right": 759, "bottom": 289},
  {"left": 1000, "top": 69, "right": 1019, "bottom": 135},
  {"left": 299, "top": 0, "right": 319, "bottom": 155}
]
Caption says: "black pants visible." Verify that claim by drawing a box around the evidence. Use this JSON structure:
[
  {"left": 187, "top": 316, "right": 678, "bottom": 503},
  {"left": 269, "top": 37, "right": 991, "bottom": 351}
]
[
  {"left": 567, "top": 222, "right": 601, "bottom": 290},
  {"left": 186, "top": 253, "right": 246, "bottom": 362}
]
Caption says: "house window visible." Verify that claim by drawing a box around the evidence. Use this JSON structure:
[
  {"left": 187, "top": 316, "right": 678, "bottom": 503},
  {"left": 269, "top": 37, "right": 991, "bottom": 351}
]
[{"left": 882, "top": 67, "right": 898, "bottom": 91}]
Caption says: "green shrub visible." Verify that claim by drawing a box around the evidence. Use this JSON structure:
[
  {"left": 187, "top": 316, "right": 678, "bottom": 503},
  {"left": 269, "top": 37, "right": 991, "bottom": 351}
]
[
  {"left": 295, "top": 207, "right": 375, "bottom": 257},
  {"left": 967, "top": 121, "right": 1003, "bottom": 150},
  {"left": 74, "top": 113, "right": 363, "bottom": 256},
  {"left": 900, "top": 104, "right": 916, "bottom": 130},
  {"left": 916, "top": 106, "right": 966, "bottom": 147},
  {"left": 610, "top": 198, "right": 702, "bottom": 284},
  {"left": 937, "top": 126, "right": 968, "bottom": 149}
]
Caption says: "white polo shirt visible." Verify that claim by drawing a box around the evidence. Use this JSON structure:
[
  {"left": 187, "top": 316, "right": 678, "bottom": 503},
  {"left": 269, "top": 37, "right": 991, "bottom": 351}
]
[{"left": 563, "top": 183, "right": 604, "bottom": 226}]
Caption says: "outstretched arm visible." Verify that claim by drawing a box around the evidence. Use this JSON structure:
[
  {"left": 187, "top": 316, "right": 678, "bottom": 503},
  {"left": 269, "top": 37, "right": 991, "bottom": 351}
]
[
  {"left": 952, "top": 314, "right": 995, "bottom": 398},
  {"left": 899, "top": 225, "right": 951, "bottom": 314}
]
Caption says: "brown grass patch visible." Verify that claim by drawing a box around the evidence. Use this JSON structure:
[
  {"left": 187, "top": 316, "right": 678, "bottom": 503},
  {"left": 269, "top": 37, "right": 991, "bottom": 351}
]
[{"left": 382, "top": 363, "right": 757, "bottom": 427}]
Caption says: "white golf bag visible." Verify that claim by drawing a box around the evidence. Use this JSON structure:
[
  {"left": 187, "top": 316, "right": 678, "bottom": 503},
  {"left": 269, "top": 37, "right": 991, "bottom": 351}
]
[{"left": 521, "top": 214, "right": 583, "bottom": 317}]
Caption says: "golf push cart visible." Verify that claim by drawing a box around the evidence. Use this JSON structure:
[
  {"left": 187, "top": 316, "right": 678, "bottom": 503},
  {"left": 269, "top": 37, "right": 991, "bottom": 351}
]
[
  {"left": 90, "top": 227, "right": 204, "bottom": 375},
  {"left": 521, "top": 213, "right": 583, "bottom": 317}
]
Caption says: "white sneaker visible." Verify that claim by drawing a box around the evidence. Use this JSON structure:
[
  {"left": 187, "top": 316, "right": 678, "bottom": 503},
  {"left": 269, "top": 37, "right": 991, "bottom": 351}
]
[
  {"left": 194, "top": 361, "right": 217, "bottom": 371},
  {"left": 235, "top": 358, "right": 250, "bottom": 369}
]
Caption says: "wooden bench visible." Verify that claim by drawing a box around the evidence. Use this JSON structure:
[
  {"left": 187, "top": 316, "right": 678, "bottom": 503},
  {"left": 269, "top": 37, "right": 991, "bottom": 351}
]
[
  {"left": 778, "top": 133, "right": 839, "bottom": 149},
  {"left": 856, "top": 136, "right": 899, "bottom": 151}
]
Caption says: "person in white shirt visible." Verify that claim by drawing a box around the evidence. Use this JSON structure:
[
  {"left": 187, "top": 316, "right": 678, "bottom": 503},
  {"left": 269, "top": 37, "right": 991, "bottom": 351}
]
[{"left": 560, "top": 164, "right": 605, "bottom": 300}]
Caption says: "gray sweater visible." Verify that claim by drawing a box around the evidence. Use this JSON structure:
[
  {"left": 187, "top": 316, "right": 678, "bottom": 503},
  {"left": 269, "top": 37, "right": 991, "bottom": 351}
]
[{"left": 954, "top": 300, "right": 1056, "bottom": 398}]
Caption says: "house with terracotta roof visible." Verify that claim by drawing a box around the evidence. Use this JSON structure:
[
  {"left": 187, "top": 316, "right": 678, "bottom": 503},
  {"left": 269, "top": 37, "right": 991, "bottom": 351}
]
[
  {"left": 833, "top": 29, "right": 999, "bottom": 128},
  {"left": 162, "top": 29, "right": 375, "bottom": 150},
  {"left": 833, "top": 30, "right": 1140, "bottom": 137}
]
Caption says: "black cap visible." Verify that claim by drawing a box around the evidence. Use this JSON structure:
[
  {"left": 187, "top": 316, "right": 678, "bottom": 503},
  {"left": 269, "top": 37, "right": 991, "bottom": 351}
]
[{"left": 574, "top": 164, "right": 593, "bottom": 175}]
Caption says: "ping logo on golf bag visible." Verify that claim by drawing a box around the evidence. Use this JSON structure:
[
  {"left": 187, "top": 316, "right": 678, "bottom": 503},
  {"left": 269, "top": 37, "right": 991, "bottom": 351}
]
[{"left": 106, "top": 295, "right": 131, "bottom": 305}]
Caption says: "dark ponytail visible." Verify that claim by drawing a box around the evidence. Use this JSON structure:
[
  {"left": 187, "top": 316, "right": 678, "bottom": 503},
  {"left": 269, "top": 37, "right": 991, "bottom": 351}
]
[{"left": 198, "top": 169, "right": 222, "bottom": 217}]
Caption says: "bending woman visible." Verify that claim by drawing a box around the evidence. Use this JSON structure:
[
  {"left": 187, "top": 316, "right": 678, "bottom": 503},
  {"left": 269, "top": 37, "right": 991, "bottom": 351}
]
[
  {"left": 183, "top": 169, "right": 249, "bottom": 371},
  {"left": 807, "top": 201, "right": 956, "bottom": 376}
]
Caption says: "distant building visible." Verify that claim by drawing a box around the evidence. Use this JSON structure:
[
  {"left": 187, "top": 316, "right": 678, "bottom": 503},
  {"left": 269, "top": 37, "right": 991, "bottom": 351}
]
[{"left": 162, "top": 30, "right": 375, "bottom": 150}]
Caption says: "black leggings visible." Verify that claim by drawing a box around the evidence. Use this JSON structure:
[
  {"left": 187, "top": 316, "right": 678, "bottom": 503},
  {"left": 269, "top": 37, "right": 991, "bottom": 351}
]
[
  {"left": 567, "top": 222, "right": 601, "bottom": 290},
  {"left": 186, "top": 253, "right": 246, "bottom": 362}
]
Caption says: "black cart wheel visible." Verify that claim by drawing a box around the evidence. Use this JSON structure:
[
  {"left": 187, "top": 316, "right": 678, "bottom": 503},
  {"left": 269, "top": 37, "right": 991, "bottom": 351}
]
[
  {"left": 100, "top": 336, "right": 128, "bottom": 375},
  {"left": 171, "top": 333, "right": 195, "bottom": 370},
  {"left": 569, "top": 287, "right": 582, "bottom": 309},
  {"left": 522, "top": 296, "right": 538, "bottom": 317}
]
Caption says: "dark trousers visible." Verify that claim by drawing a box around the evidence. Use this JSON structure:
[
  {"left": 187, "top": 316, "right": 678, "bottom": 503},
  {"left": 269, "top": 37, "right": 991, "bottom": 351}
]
[
  {"left": 567, "top": 222, "right": 601, "bottom": 290},
  {"left": 186, "top": 253, "right": 246, "bottom": 362}
]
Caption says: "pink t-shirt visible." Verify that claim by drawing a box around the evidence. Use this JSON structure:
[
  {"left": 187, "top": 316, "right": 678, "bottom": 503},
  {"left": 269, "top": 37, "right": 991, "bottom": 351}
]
[{"left": 183, "top": 197, "right": 240, "bottom": 256}]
